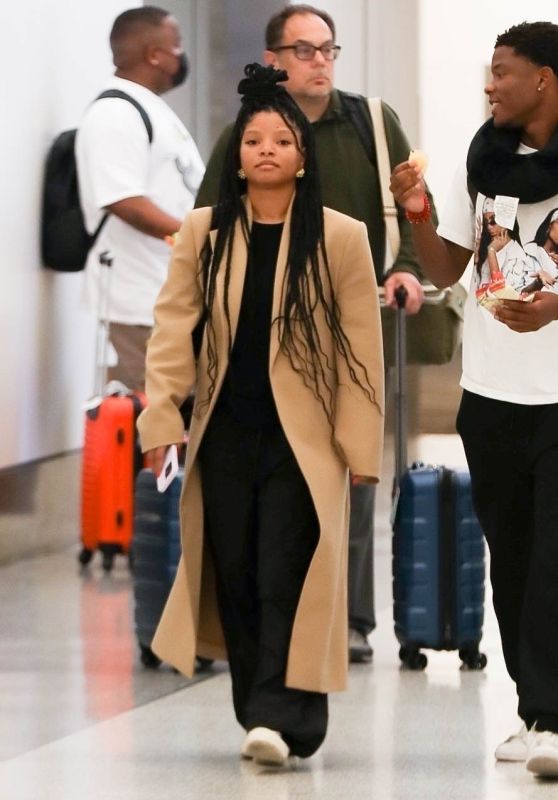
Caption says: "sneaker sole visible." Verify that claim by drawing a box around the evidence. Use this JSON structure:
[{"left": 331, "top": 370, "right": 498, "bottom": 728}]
[
  {"left": 245, "top": 740, "right": 288, "bottom": 766},
  {"left": 494, "top": 747, "right": 526, "bottom": 762},
  {"left": 526, "top": 752, "right": 558, "bottom": 777}
]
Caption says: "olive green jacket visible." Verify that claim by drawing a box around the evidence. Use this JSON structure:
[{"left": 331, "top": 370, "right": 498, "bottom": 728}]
[{"left": 195, "top": 89, "right": 436, "bottom": 285}]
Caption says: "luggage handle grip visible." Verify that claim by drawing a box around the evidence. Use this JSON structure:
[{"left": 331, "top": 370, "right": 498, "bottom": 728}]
[
  {"left": 394, "top": 285, "right": 408, "bottom": 310},
  {"left": 378, "top": 284, "right": 450, "bottom": 308}
]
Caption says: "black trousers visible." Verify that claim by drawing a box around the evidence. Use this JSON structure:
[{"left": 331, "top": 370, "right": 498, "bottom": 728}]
[
  {"left": 348, "top": 483, "right": 375, "bottom": 635},
  {"left": 198, "top": 406, "right": 328, "bottom": 757},
  {"left": 457, "top": 390, "right": 558, "bottom": 732}
]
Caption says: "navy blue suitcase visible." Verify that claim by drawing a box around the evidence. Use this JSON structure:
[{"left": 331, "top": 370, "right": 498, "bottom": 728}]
[
  {"left": 390, "top": 287, "right": 487, "bottom": 670},
  {"left": 132, "top": 467, "right": 183, "bottom": 668},
  {"left": 392, "top": 464, "right": 486, "bottom": 669}
]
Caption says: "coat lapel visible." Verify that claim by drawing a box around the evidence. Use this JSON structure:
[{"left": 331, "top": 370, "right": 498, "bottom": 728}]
[{"left": 213, "top": 204, "right": 251, "bottom": 346}]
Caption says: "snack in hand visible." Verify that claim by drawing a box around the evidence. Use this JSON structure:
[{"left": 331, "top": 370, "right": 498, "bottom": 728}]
[
  {"left": 408, "top": 149, "right": 428, "bottom": 173},
  {"left": 164, "top": 232, "right": 181, "bottom": 247},
  {"left": 476, "top": 278, "right": 534, "bottom": 314}
]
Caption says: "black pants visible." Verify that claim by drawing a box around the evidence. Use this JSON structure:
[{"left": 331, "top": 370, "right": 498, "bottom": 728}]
[
  {"left": 457, "top": 390, "right": 558, "bottom": 732},
  {"left": 198, "top": 406, "right": 328, "bottom": 757},
  {"left": 348, "top": 483, "right": 375, "bottom": 635}
]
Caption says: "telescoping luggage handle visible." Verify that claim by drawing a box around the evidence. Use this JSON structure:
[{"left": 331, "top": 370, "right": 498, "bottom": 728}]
[
  {"left": 383, "top": 283, "right": 453, "bottom": 488},
  {"left": 83, "top": 250, "right": 113, "bottom": 410},
  {"left": 394, "top": 286, "right": 408, "bottom": 488}
]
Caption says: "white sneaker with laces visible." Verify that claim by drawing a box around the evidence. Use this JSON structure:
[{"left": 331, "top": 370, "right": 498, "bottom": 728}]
[
  {"left": 526, "top": 729, "right": 558, "bottom": 777},
  {"left": 241, "top": 727, "right": 290, "bottom": 766},
  {"left": 494, "top": 723, "right": 528, "bottom": 762}
]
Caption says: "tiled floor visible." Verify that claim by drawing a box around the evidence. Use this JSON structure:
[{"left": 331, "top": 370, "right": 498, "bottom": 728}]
[{"left": 0, "top": 434, "right": 557, "bottom": 798}]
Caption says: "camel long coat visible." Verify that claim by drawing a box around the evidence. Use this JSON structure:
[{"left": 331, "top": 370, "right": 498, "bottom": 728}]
[{"left": 137, "top": 201, "right": 384, "bottom": 693}]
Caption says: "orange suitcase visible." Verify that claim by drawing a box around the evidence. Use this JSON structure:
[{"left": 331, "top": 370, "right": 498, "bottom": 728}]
[
  {"left": 78, "top": 251, "right": 147, "bottom": 571},
  {"left": 79, "top": 391, "right": 146, "bottom": 572}
]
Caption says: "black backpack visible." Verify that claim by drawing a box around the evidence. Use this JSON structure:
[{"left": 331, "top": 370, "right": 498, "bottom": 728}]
[{"left": 41, "top": 89, "right": 153, "bottom": 272}]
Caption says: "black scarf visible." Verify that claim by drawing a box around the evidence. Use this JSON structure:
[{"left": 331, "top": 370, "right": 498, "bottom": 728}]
[{"left": 466, "top": 118, "right": 558, "bottom": 203}]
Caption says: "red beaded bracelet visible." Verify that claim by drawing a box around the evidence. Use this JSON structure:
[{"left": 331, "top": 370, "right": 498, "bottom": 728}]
[{"left": 405, "top": 194, "right": 431, "bottom": 224}]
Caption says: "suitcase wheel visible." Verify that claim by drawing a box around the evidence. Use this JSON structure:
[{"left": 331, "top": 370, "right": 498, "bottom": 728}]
[
  {"left": 102, "top": 550, "right": 115, "bottom": 572},
  {"left": 399, "top": 646, "right": 427, "bottom": 670},
  {"left": 459, "top": 647, "right": 487, "bottom": 671},
  {"left": 78, "top": 547, "right": 93, "bottom": 566},
  {"left": 140, "top": 643, "right": 162, "bottom": 669},
  {"left": 99, "top": 544, "right": 122, "bottom": 573}
]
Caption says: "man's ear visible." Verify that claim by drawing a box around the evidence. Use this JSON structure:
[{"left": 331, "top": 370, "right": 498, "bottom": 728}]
[
  {"left": 145, "top": 43, "right": 159, "bottom": 66},
  {"left": 539, "top": 65, "right": 554, "bottom": 92},
  {"left": 263, "top": 49, "right": 277, "bottom": 67}
]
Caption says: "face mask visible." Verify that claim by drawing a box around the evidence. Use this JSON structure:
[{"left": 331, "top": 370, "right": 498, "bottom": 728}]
[{"left": 171, "top": 52, "right": 189, "bottom": 88}]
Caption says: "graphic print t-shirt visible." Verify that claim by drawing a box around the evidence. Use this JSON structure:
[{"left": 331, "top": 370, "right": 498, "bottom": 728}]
[{"left": 438, "top": 144, "right": 558, "bottom": 404}]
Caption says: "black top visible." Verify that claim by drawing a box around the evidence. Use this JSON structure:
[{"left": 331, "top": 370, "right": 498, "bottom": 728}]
[{"left": 217, "top": 221, "right": 283, "bottom": 427}]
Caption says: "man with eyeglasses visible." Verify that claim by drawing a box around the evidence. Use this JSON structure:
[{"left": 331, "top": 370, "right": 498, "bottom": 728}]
[
  {"left": 76, "top": 6, "right": 204, "bottom": 391},
  {"left": 195, "top": 3, "right": 433, "bottom": 666}
]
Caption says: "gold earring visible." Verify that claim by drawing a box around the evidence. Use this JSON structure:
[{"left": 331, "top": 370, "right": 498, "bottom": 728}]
[
  {"left": 296, "top": 167, "right": 305, "bottom": 179},
  {"left": 237, "top": 168, "right": 246, "bottom": 179}
]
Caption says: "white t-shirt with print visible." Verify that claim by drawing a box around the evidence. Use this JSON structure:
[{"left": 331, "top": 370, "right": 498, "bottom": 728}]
[
  {"left": 76, "top": 76, "right": 205, "bottom": 325},
  {"left": 438, "top": 144, "right": 558, "bottom": 405}
]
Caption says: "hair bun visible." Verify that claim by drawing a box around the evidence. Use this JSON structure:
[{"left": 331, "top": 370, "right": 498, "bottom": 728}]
[{"left": 237, "top": 63, "right": 289, "bottom": 103}]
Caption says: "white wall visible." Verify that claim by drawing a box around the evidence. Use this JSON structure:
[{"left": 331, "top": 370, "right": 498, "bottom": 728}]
[{"left": 0, "top": 1, "right": 135, "bottom": 469}]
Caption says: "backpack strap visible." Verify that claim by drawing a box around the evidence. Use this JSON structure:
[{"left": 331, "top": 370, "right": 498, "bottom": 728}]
[
  {"left": 88, "top": 90, "right": 154, "bottom": 245},
  {"left": 339, "top": 91, "right": 376, "bottom": 166},
  {"left": 95, "top": 89, "right": 153, "bottom": 143},
  {"left": 367, "top": 97, "right": 401, "bottom": 261},
  {"left": 340, "top": 92, "right": 400, "bottom": 263}
]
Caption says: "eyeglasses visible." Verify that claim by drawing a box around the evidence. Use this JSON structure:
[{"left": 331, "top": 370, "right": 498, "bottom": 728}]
[{"left": 272, "top": 43, "right": 341, "bottom": 61}]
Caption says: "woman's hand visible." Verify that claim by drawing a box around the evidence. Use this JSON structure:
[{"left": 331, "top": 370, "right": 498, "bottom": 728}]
[
  {"left": 389, "top": 162, "right": 426, "bottom": 213},
  {"left": 145, "top": 444, "right": 183, "bottom": 476},
  {"left": 537, "top": 268, "right": 557, "bottom": 287},
  {"left": 490, "top": 230, "right": 510, "bottom": 253}
]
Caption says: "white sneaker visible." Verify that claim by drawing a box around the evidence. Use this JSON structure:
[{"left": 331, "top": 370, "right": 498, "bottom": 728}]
[
  {"left": 526, "top": 729, "right": 558, "bottom": 777},
  {"left": 241, "top": 727, "right": 290, "bottom": 766},
  {"left": 494, "top": 723, "right": 528, "bottom": 762}
]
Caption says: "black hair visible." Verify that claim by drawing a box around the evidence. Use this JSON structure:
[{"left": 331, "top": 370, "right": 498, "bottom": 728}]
[
  {"left": 265, "top": 4, "right": 335, "bottom": 50},
  {"left": 530, "top": 207, "right": 558, "bottom": 251},
  {"left": 198, "top": 63, "right": 377, "bottom": 424},
  {"left": 110, "top": 6, "right": 170, "bottom": 50},
  {"left": 495, "top": 21, "right": 558, "bottom": 76},
  {"left": 475, "top": 203, "right": 522, "bottom": 277}
]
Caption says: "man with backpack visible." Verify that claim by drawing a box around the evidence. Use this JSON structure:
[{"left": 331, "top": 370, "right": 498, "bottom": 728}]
[
  {"left": 75, "top": 6, "right": 204, "bottom": 391},
  {"left": 390, "top": 20, "right": 558, "bottom": 778},
  {"left": 195, "top": 3, "right": 433, "bottom": 665}
]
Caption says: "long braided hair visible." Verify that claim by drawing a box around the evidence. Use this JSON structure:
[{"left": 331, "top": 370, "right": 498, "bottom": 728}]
[{"left": 198, "top": 63, "right": 379, "bottom": 423}]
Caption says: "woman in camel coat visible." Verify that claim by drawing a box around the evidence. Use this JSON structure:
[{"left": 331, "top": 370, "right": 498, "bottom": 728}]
[{"left": 137, "top": 64, "right": 384, "bottom": 766}]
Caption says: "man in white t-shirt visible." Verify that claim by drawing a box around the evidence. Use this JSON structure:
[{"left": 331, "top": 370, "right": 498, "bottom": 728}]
[
  {"left": 390, "top": 21, "right": 558, "bottom": 780},
  {"left": 76, "top": 6, "right": 204, "bottom": 390}
]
